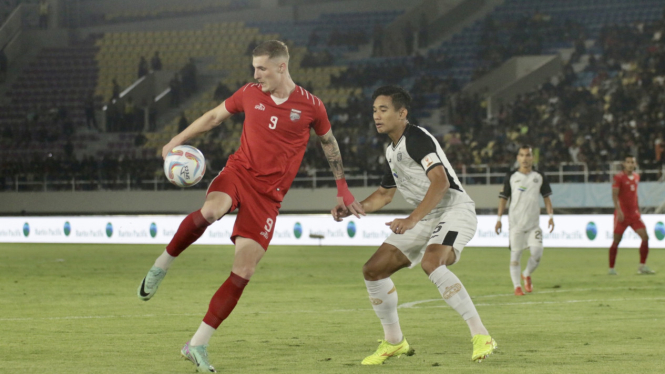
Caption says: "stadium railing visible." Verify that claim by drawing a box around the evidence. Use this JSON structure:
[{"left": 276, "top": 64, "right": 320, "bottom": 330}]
[{"left": 4, "top": 162, "right": 664, "bottom": 192}]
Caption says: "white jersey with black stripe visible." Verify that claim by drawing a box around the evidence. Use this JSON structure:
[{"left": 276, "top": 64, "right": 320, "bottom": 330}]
[
  {"left": 380, "top": 124, "right": 474, "bottom": 216},
  {"left": 499, "top": 169, "right": 553, "bottom": 231}
]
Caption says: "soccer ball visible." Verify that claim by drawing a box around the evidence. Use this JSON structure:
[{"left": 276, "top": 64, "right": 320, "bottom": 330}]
[{"left": 164, "top": 145, "right": 206, "bottom": 187}]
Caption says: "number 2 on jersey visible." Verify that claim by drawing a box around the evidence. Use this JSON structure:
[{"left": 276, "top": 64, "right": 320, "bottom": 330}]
[{"left": 269, "top": 116, "right": 278, "bottom": 129}]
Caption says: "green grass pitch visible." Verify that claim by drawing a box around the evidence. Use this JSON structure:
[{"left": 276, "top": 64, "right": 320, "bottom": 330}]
[{"left": 0, "top": 243, "right": 662, "bottom": 373}]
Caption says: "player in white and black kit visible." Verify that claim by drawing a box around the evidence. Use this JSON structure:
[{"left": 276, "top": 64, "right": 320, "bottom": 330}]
[
  {"left": 495, "top": 145, "right": 554, "bottom": 296},
  {"left": 332, "top": 86, "right": 496, "bottom": 365}
]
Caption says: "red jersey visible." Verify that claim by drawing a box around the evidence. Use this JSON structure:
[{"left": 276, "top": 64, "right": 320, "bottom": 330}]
[
  {"left": 224, "top": 83, "right": 331, "bottom": 201},
  {"left": 612, "top": 171, "right": 640, "bottom": 218}
]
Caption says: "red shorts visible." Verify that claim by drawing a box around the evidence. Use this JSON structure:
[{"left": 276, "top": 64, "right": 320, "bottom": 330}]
[
  {"left": 207, "top": 167, "right": 280, "bottom": 250},
  {"left": 613, "top": 213, "right": 645, "bottom": 235}
]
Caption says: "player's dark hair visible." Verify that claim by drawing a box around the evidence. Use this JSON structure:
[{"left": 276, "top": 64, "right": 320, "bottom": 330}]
[
  {"left": 519, "top": 144, "right": 533, "bottom": 152},
  {"left": 372, "top": 85, "right": 411, "bottom": 111},
  {"left": 252, "top": 40, "right": 289, "bottom": 60},
  {"left": 624, "top": 154, "right": 635, "bottom": 160}
]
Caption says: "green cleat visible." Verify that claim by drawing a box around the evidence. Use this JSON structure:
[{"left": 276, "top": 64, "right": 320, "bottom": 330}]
[
  {"left": 137, "top": 266, "right": 166, "bottom": 301},
  {"left": 181, "top": 341, "right": 216, "bottom": 373},
  {"left": 637, "top": 265, "right": 655, "bottom": 275},
  {"left": 471, "top": 334, "right": 497, "bottom": 362},
  {"left": 608, "top": 268, "right": 618, "bottom": 275},
  {"left": 361, "top": 337, "right": 414, "bottom": 365}
]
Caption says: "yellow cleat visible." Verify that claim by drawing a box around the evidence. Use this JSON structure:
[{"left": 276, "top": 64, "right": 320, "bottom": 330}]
[
  {"left": 361, "top": 338, "right": 415, "bottom": 365},
  {"left": 471, "top": 334, "right": 497, "bottom": 362}
]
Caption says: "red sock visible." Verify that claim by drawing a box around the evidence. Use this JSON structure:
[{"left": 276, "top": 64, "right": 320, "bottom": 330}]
[
  {"left": 609, "top": 242, "right": 618, "bottom": 268},
  {"left": 166, "top": 210, "right": 211, "bottom": 257},
  {"left": 203, "top": 272, "right": 249, "bottom": 329},
  {"left": 639, "top": 240, "right": 649, "bottom": 264}
]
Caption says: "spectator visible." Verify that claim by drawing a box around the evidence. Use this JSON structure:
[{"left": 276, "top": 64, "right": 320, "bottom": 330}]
[
  {"left": 213, "top": 81, "right": 231, "bottom": 101},
  {"left": 111, "top": 78, "right": 120, "bottom": 100},
  {"left": 84, "top": 95, "right": 98, "bottom": 130},
  {"left": 151, "top": 51, "right": 162, "bottom": 71},
  {"left": 177, "top": 112, "right": 188, "bottom": 133},
  {"left": 105, "top": 100, "right": 120, "bottom": 132},
  {"left": 134, "top": 132, "right": 147, "bottom": 147},
  {"left": 169, "top": 73, "right": 181, "bottom": 107},
  {"left": 138, "top": 56, "right": 149, "bottom": 78},
  {"left": 246, "top": 39, "right": 258, "bottom": 56},
  {"left": 180, "top": 58, "right": 197, "bottom": 97}
]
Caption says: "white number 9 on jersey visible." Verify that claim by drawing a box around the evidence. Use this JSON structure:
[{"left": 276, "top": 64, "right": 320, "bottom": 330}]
[{"left": 269, "top": 116, "right": 278, "bottom": 129}]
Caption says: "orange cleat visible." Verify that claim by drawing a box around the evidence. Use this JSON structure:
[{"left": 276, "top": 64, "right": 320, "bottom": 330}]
[
  {"left": 514, "top": 286, "right": 525, "bottom": 296},
  {"left": 521, "top": 274, "right": 532, "bottom": 293}
]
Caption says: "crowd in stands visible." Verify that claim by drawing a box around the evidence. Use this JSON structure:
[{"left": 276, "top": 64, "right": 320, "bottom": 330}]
[
  {"left": 446, "top": 20, "right": 665, "bottom": 181},
  {"left": 475, "top": 13, "right": 586, "bottom": 79},
  {"left": 104, "top": 54, "right": 197, "bottom": 133},
  {"left": 5, "top": 8, "right": 665, "bottom": 191}
]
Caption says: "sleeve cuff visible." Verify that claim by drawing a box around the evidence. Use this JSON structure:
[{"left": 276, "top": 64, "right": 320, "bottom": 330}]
[{"left": 425, "top": 162, "right": 443, "bottom": 175}]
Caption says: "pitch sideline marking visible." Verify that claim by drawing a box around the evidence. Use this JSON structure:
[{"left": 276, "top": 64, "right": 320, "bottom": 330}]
[
  {"left": 397, "top": 285, "right": 660, "bottom": 309},
  {"left": 0, "top": 287, "right": 665, "bottom": 322}
]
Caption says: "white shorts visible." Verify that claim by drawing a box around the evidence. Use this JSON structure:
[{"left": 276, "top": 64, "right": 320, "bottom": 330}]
[
  {"left": 384, "top": 204, "right": 477, "bottom": 268},
  {"left": 509, "top": 226, "right": 543, "bottom": 252}
]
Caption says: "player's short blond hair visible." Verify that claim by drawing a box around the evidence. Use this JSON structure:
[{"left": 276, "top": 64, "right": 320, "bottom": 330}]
[{"left": 252, "top": 40, "right": 289, "bottom": 61}]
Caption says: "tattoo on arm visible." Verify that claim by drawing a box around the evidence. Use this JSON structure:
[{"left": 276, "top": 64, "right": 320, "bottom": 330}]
[{"left": 319, "top": 131, "right": 345, "bottom": 180}]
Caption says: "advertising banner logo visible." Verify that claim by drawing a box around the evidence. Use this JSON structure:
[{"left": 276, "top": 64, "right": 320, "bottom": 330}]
[
  {"left": 655, "top": 222, "right": 665, "bottom": 241},
  {"left": 586, "top": 222, "right": 597, "bottom": 240},
  {"left": 106, "top": 222, "right": 113, "bottom": 238},
  {"left": 347, "top": 221, "right": 356, "bottom": 238},
  {"left": 293, "top": 222, "right": 302, "bottom": 239}
]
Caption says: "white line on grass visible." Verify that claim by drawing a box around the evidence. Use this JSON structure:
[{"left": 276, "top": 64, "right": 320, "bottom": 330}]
[
  {"left": 399, "top": 296, "right": 665, "bottom": 309},
  {"left": 397, "top": 285, "right": 661, "bottom": 309},
  {"left": 1, "top": 293, "right": 663, "bottom": 322}
]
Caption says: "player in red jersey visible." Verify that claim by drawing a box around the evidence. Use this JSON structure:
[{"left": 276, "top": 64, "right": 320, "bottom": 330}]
[
  {"left": 136, "top": 40, "right": 365, "bottom": 372},
  {"left": 609, "top": 155, "right": 655, "bottom": 275}
]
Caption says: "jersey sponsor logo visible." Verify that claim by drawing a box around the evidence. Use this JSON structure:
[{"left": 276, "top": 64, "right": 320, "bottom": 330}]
[
  {"left": 290, "top": 109, "right": 301, "bottom": 122},
  {"left": 518, "top": 186, "right": 526, "bottom": 192},
  {"left": 254, "top": 103, "right": 266, "bottom": 111},
  {"left": 442, "top": 283, "right": 462, "bottom": 299}
]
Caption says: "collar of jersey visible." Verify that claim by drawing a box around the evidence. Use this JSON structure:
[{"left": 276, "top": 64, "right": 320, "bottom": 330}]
[{"left": 391, "top": 123, "right": 411, "bottom": 150}]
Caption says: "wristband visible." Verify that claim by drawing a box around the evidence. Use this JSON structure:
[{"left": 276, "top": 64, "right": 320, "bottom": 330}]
[
  {"left": 335, "top": 179, "right": 355, "bottom": 206},
  {"left": 497, "top": 216, "right": 502, "bottom": 222},
  {"left": 549, "top": 213, "right": 554, "bottom": 220}
]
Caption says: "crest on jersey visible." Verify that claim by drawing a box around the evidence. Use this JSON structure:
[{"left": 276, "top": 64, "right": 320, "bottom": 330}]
[
  {"left": 397, "top": 152, "right": 403, "bottom": 162},
  {"left": 534, "top": 177, "right": 539, "bottom": 183},
  {"left": 290, "top": 109, "right": 301, "bottom": 122}
]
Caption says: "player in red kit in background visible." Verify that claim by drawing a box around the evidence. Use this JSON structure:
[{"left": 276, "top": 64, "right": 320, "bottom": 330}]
[
  {"left": 608, "top": 155, "right": 655, "bottom": 275},
  {"left": 136, "top": 40, "right": 365, "bottom": 372}
]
